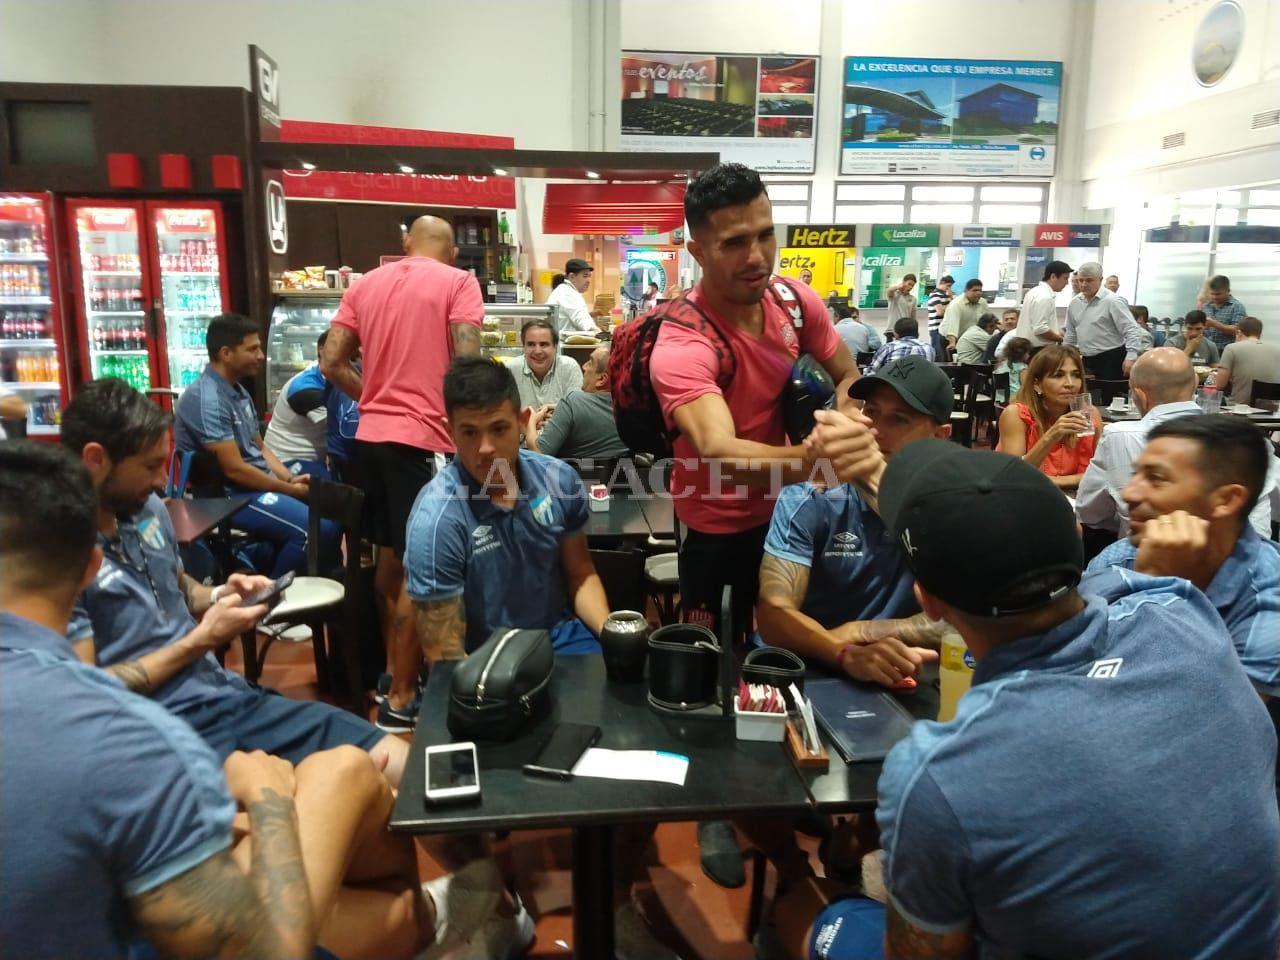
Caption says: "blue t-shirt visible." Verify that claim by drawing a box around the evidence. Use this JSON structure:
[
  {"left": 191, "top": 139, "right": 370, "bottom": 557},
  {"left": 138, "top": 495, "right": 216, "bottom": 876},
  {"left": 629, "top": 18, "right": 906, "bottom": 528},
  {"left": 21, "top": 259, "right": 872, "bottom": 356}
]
[
  {"left": 174, "top": 363, "right": 270, "bottom": 480},
  {"left": 404, "top": 450, "right": 589, "bottom": 652},
  {"left": 877, "top": 584, "right": 1280, "bottom": 958},
  {"left": 0, "top": 611, "right": 234, "bottom": 960},
  {"left": 69, "top": 494, "right": 254, "bottom": 715},
  {"left": 324, "top": 382, "right": 360, "bottom": 463},
  {"left": 763, "top": 483, "right": 917, "bottom": 630},
  {"left": 1088, "top": 528, "right": 1280, "bottom": 696}
]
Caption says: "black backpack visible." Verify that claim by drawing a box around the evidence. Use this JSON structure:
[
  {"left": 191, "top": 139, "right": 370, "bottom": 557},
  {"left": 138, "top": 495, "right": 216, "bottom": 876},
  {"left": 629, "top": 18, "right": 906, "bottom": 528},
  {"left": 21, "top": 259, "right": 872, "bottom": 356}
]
[{"left": 608, "top": 276, "right": 813, "bottom": 457}]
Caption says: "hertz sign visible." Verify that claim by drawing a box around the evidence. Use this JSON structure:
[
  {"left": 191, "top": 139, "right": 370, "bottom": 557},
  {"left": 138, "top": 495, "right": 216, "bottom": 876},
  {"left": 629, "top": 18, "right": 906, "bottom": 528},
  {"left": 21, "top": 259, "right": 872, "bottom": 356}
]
[{"left": 786, "top": 225, "right": 855, "bottom": 248}]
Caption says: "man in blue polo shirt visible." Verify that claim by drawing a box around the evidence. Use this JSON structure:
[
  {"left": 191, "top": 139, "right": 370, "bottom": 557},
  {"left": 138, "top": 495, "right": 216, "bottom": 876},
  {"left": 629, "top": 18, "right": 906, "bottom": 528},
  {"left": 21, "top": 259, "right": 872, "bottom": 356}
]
[
  {"left": 869, "top": 440, "right": 1279, "bottom": 958},
  {"left": 757, "top": 356, "right": 951, "bottom": 688},
  {"left": 405, "top": 356, "right": 610, "bottom": 661},
  {"left": 263, "top": 329, "right": 331, "bottom": 478},
  {"left": 62, "top": 378, "right": 409, "bottom": 789},
  {"left": 0, "top": 441, "right": 438, "bottom": 960},
  {"left": 175, "top": 312, "right": 337, "bottom": 577},
  {"left": 1088, "top": 413, "right": 1280, "bottom": 699}
]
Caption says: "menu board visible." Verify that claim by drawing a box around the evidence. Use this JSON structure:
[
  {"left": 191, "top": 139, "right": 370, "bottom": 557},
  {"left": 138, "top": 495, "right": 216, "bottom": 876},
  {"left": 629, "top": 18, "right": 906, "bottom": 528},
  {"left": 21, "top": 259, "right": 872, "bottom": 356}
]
[
  {"left": 840, "top": 57, "right": 1062, "bottom": 177},
  {"left": 621, "top": 51, "right": 819, "bottom": 173}
]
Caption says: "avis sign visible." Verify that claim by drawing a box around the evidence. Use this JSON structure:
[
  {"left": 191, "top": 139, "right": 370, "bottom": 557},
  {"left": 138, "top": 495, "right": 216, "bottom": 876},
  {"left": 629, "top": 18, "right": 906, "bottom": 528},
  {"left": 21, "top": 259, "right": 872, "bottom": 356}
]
[
  {"left": 1034, "top": 223, "right": 1104, "bottom": 247},
  {"left": 249, "top": 44, "right": 281, "bottom": 141}
]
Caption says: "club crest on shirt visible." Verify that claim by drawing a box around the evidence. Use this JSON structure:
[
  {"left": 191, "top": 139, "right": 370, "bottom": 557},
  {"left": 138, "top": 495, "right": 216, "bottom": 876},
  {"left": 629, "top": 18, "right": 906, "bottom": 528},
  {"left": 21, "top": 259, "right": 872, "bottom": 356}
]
[
  {"left": 530, "top": 495, "right": 556, "bottom": 528},
  {"left": 137, "top": 515, "right": 166, "bottom": 551},
  {"left": 778, "top": 317, "right": 798, "bottom": 349}
]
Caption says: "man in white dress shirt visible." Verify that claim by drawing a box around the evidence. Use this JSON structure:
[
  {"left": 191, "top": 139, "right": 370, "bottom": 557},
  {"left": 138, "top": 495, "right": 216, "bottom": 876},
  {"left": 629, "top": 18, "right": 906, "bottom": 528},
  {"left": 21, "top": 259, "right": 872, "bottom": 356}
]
[
  {"left": 1010, "top": 259, "right": 1070, "bottom": 352},
  {"left": 1064, "top": 262, "right": 1146, "bottom": 380},
  {"left": 546, "top": 257, "right": 598, "bottom": 335},
  {"left": 1076, "top": 347, "right": 1277, "bottom": 537}
]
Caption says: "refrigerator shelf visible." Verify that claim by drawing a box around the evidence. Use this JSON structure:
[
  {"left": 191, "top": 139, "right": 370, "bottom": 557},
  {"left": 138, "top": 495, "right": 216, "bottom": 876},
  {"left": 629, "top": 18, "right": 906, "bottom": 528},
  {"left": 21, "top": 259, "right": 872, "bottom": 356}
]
[
  {"left": 0, "top": 338, "right": 57, "bottom": 348},
  {"left": 167, "top": 346, "right": 207, "bottom": 354},
  {"left": 89, "top": 310, "right": 144, "bottom": 316},
  {"left": 0, "top": 254, "right": 48, "bottom": 264},
  {"left": 84, "top": 270, "right": 142, "bottom": 277},
  {"left": 2, "top": 380, "right": 60, "bottom": 390},
  {"left": 163, "top": 272, "right": 221, "bottom": 278},
  {"left": 88, "top": 348, "right": 149, "bottom": 356},
  {"left": 0, "top": 296, "right": 52, "bottom": 306}
]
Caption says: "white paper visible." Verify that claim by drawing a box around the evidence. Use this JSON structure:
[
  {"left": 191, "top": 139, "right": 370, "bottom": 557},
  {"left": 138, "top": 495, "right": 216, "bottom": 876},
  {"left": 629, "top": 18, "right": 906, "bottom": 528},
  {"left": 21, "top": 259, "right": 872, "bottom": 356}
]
[{"left": 571, "top": 748, "right": 688, "bottom": 786}]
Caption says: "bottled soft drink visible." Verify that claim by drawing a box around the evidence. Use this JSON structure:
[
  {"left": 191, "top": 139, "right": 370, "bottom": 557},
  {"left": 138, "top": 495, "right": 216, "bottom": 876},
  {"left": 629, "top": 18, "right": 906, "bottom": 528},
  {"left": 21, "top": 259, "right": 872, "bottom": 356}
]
[{"left": 937, "top": 631, "right": 974, "bottom": 723}]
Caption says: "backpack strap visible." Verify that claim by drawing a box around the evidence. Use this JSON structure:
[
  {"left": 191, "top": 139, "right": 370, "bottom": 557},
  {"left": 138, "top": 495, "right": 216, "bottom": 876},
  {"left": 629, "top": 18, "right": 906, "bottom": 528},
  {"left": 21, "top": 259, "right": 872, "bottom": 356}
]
[
  {"left": 658, "top": 295, "right": 738, "bottom": 391},
  {"left": 767, "top": 275, "right": 815, "bottom": 331}
]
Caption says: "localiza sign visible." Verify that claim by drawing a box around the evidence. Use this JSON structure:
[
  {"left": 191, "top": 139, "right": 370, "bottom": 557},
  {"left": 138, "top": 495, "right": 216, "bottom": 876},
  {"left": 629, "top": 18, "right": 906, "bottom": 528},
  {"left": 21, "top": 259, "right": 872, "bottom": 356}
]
[{"left": 872, "top": 223, "right": 939, "bottom": 246}]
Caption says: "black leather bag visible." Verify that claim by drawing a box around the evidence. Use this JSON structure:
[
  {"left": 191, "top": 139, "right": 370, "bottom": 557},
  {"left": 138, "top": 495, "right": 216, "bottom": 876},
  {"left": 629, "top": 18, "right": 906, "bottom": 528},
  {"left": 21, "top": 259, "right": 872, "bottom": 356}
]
[{"left": 446, "top": 628, "right": 553, "bottom": 742}]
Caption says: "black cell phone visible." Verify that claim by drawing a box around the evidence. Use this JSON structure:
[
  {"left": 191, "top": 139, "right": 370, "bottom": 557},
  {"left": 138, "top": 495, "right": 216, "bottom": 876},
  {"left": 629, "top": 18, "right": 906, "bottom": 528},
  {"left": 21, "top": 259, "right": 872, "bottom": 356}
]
[
  {"left": 522, "top": 722, "right": 601, "bottom": 780},
  {"left": 238, "top": 571, "right": 295, "bottom": 609}
]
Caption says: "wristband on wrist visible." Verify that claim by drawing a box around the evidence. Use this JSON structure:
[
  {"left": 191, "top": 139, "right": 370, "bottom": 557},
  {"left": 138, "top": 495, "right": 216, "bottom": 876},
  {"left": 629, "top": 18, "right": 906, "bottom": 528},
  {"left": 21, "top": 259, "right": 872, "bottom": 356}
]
[
  {"left": 210, "top": 585, "right": 225, "bottom": 603},
  {"left": 835, "top": 643, "right": 857, "bottom": 669}
]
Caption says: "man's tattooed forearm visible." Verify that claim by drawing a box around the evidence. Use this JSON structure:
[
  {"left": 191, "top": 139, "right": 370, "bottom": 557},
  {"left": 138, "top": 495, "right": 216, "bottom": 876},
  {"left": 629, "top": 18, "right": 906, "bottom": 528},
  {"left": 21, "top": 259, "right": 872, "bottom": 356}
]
[
  {"left": 246, "top": 788, "right": 313, "bottom": 949},
  {"left": 758, "top": 554, "right": 810, "bottom": 607},
  {"left": 414, "top": 597, "right": 467, "bottom": 662},
  {"left": 109, "top": 659, "right": 152, "bottom": 694}
]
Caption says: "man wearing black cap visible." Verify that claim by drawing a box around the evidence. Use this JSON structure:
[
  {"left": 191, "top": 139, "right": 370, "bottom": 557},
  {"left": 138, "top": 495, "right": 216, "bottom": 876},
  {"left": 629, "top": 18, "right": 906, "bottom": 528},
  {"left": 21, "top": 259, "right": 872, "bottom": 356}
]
[
  {"left": 546, "top": 257, "right": 599, "bottom": 334},
  {"left": 757, "top": 357, "right": 952, "bottom": 688},
  {"left": 870, "top": 441, "right": 1279, "bottom": 957}
]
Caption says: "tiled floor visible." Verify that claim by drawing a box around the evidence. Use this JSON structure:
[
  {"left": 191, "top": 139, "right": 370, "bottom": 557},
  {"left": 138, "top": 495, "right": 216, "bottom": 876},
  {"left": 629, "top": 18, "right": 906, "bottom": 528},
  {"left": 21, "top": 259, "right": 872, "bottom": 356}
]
[{"left": 226, "top": 639, "right": 825, "bottom": 959}]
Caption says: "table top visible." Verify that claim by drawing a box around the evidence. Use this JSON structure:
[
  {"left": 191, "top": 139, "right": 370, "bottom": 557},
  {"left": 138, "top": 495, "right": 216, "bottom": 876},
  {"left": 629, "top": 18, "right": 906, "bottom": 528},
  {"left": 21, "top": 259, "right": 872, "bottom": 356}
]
[
  {"left": 800, "top": 662, "right": 940, "bottom": 812},
  {"left": 582, "top": 494, "right": 652, "bottom": 542},
  {"left": 165, "top": 496, "right": 250, "bottom": 545},
  {"left": 1101, "top": 405, "right": 1280, "bottom": 429},
  {"left": 390, "top": 656, "right": 812, "bottom": 835},
  {"left": 638, "top": 495, "right": 676, "bottom": 540}
]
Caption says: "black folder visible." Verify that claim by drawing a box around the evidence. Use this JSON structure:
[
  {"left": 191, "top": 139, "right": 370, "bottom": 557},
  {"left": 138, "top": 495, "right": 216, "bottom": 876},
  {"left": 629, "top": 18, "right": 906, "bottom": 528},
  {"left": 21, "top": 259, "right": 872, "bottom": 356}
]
[{"left": 804, "top": 677, "right": 919, "bottom": 763}]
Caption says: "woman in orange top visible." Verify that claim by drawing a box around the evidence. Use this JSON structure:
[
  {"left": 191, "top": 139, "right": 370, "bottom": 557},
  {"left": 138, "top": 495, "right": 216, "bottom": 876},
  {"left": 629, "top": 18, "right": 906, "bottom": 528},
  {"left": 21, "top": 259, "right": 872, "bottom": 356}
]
[{"left": 996, "top": 344, "right": 1101, "bottom": 490}]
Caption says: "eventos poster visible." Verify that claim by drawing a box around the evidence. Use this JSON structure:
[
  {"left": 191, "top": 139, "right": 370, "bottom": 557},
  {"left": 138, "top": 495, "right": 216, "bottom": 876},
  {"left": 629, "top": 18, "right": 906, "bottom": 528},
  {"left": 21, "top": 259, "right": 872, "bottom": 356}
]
[
  {"left": 840, "top": 57, "right": 1062, "bottom": 177},
  {"left": 620, "top": 51, "right": 819, "bottom": 173}
]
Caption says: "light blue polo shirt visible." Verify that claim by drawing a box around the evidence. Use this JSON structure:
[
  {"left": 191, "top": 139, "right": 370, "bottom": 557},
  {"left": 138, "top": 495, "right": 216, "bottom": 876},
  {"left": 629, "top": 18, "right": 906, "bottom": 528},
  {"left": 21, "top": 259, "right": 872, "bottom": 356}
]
[
  {"left": 0, "top": 611, "right": 234, "bottom": 959},
  {"left": 405, "top": 450, "right": 590, "bottom": 652},
  {"left": 763, "top": 482, "right": 917, "bottom": 630},
  {"left": 876, "top": 583, "right": 1280, "bottom": 958},
  {"left": 1088, "top": 528, "right": 1280, "bottom": 696},
  {"left": 174, "top": 363, "right": 270, "bottom": 479},
  {"left": 69, "top": 494, "right": 254, "bottom": 714}
]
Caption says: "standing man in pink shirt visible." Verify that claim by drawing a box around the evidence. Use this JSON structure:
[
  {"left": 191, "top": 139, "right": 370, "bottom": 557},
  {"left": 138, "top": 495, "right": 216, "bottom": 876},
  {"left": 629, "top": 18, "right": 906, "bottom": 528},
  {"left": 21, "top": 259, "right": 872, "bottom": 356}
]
[
  {"left": 649, "top": 163, "right": 859, "bottom": 886},
  {"left": 322, "top": 215, "right": 484, "bottom": 731}
]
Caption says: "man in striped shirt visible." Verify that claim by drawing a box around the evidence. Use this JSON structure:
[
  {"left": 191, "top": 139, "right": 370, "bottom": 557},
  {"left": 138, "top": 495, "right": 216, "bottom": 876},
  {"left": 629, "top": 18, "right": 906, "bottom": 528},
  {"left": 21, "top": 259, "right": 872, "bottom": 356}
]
[
  {"left": 867, "top": 316, "right": 936, "bottom": 373},
  {"left": 926, "top": 274, "right": 954, "bottom": 358}
]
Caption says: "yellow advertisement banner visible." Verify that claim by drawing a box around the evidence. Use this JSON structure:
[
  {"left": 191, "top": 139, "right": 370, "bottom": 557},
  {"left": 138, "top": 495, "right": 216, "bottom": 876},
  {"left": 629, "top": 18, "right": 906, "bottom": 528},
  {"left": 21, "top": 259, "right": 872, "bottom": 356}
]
[{"left": 777, "top": 246, "right": 858, "bottom": 300}]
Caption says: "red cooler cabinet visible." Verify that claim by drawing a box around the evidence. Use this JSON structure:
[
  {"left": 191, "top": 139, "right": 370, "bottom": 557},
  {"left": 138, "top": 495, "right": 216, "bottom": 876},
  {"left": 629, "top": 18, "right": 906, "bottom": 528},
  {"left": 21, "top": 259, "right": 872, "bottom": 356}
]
[
  {"left": 0, "top": 193, "right": 71, "bottom": 437},
  {"left": 65, "top": 199, "right": 231, "bottom": 396}
]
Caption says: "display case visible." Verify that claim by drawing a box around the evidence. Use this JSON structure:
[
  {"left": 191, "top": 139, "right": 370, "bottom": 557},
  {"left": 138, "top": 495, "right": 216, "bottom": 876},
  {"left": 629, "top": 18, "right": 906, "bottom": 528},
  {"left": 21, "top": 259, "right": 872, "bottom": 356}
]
[
  {"left": 267, "top": 290, "right": 341, "bottom": 408},
  {"left": 479, "top": 304, "right": 563, "bottom": 362}
]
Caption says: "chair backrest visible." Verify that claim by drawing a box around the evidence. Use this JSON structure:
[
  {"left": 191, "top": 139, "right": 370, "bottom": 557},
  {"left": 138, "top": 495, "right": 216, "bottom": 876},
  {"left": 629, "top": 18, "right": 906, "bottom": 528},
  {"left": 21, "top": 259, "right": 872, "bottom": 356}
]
[
  {"left": 1251, "top": 380, "right": 1280, "bottom": 412},
  {"left": 306, "top": 477, "right": 365, "bottom": 577},
  {"left": 185, "top": 447, "right": 227, "bottom": 498},
  {"left": 855, "top": 350, "right": 876, "bottom": 369},
  {"left": 588, "top": 547, "right": 647, "bottom": 613},
  {"left": 993, "top": 370, "right": 1011, "bottom": 403},
  {"left": 165, "top": 448, "right": 195, "bottom": 499}
]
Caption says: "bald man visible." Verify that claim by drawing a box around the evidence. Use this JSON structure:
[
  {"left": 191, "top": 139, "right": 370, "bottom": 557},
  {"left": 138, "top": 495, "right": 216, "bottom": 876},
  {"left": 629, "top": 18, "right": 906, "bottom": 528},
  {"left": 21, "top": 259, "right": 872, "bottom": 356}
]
[
  {"left": 321, "top": 214, "right": 485, "bottom": 732},
  {"left": 1076, "top": 347, "right": 1277, "bottom": 537}
]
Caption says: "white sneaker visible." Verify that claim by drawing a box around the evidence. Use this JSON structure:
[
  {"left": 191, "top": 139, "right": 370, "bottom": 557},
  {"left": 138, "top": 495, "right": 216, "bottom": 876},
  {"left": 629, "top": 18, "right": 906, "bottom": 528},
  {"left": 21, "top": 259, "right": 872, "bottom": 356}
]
[
  {"left": 419, "top": 858, "right": 502, "bottom": 957},
  {"left": 418, "top": 885, "right": 533, "bottom": 960}
]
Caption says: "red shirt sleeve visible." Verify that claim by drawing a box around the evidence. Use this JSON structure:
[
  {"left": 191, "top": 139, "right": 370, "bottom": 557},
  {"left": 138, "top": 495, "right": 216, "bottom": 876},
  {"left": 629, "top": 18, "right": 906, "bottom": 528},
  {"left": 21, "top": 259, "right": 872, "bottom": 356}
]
[
  {"left": 649, "top": 321, "right": 723, "bottom": 422},
  {"left": 449, "top": 271, "right": 485, "bottom": 327},
  {"left": 331, "top": 277, "right": 362, "bottom": 333},
  {"left": 795, "top": 281, "right": 840, "bottom": 362}
]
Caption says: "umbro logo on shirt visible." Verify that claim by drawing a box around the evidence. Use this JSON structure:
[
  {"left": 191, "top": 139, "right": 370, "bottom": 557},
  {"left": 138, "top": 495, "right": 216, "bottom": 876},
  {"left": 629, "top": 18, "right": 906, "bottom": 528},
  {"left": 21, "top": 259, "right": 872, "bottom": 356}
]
[
  {"left": 1087, "top": 657, "right": 1123, "bottom": 679},
  {"left": 825, "top": 530, "right": 863, "bottom": 558},
  {"left": 472, "top": 525, "right": 499, "bottom": 556}
]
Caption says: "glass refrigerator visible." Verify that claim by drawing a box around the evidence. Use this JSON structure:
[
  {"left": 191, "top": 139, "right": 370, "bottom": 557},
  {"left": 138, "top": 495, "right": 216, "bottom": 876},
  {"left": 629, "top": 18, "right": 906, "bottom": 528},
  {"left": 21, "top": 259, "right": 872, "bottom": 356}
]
[
  {"left": 0, "top": 193, "right": 70, "bottom": 437},
  {"left": 267, "top": 291, "right": 342, "bottom": 409},
  {"left": 66, "top": 199, "right": 230, "bottom": 397}
]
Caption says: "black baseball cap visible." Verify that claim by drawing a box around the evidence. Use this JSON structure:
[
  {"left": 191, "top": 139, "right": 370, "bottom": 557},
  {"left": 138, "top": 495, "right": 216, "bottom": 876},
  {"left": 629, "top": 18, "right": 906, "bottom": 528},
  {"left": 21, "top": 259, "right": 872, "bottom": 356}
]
[
  {"left": 565, "top": 258, "right": 592, "bottom": 274},
  {"left": 879, "top": 441, "right": 1083, "bottom": 617},
  {"left": 848, "top": 355, "right": 953, "bottom": 424}
]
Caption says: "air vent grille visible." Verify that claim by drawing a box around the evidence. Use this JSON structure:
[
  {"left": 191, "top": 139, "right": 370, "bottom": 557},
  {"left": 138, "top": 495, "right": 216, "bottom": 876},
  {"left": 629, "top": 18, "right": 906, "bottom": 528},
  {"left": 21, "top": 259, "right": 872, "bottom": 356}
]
[
  {"left": 1162, "top": 132, "right": 1186, "bottom": 149},
  {"left": 1251, "top": 109, "right": 1280, "bottom": 129}
]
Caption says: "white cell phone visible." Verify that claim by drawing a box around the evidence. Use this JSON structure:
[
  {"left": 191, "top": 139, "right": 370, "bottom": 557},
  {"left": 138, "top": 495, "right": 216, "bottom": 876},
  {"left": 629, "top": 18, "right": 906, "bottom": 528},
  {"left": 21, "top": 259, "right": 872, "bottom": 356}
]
[{"left": 424, "top": 742, "right": 481, "bottom": 804}]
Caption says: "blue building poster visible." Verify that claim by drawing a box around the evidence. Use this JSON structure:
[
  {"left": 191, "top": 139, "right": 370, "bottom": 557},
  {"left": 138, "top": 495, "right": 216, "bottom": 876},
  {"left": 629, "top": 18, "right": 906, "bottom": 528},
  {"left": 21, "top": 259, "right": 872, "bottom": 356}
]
[{"left": 840, "top": 57, "right": 1062, "bottom": 177}]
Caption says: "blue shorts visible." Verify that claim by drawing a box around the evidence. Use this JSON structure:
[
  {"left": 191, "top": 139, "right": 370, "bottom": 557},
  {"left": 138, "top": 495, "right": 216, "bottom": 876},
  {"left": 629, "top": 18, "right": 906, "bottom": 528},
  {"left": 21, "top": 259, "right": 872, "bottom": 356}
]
[
  {"left": 809, "top": 897, "right": 884, "bottom": 960},
  {"left": 180, "top": 685, "right": 384, "bottom": 765},
  {"left": 550, "top": 618, "right": 602, "bottom": 656}
]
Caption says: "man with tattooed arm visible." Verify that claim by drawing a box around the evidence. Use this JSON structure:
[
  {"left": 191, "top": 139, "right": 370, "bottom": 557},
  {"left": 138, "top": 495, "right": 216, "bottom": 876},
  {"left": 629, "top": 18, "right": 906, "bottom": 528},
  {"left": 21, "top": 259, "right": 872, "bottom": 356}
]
[{"left": 0, "top": 442, "right": 434, "bottom": 960}]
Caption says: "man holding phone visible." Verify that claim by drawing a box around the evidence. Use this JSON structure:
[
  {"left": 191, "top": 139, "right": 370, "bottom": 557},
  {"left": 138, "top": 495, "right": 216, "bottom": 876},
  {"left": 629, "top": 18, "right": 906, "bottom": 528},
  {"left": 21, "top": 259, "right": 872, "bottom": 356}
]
[{"left": 62, "top": 380, "right": 410, "bottom": 787}]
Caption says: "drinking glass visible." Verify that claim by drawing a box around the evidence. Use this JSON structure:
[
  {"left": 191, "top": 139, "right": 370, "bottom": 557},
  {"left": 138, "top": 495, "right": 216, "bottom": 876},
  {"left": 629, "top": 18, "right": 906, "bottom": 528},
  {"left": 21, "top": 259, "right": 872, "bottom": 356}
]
[{"left": 1068, "top": 394, "right": 1094, "bottom": 437}]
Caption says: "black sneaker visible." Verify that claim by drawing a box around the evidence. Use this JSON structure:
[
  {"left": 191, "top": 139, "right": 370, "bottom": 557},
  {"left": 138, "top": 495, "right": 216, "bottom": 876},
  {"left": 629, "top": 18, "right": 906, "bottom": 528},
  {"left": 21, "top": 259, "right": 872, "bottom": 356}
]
[
  {"left": 374, "top": 672, "right": 392, "bottom": 704},
  {"left": 376, "top": 691, "right": 421, "bottom": 733}
]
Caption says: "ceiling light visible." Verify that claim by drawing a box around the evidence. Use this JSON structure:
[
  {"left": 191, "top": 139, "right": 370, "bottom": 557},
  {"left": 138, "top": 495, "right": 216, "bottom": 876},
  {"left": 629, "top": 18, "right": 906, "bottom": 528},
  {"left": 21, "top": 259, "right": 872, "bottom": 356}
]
[
  {"left": 585, "top": 170, "right": 600, "bottom": 179},
  {"left": 300, "top": 161, "right": 316, "bottom": 170},
  {"left": 493, "top": 167, "right": 509, "bottom": 177},
  {"left": 399, "top": 164, "right": 414, "bottom": 174}
]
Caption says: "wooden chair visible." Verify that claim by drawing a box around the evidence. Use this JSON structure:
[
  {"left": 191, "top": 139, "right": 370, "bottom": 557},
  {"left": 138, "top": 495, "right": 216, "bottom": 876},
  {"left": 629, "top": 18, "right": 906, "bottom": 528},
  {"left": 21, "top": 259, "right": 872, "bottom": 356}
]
[
  {"left": 1250, "top": 380, "right": 1280, "bottom": 413},
  {"left": 937, "top": 364, "right": 973, "bottom": 447},
  {"left": 242, "top": 478, "right": 369, "bottom": 712},
  {"left": 855, "top": 350, "right": 876, "bottom": 370}
]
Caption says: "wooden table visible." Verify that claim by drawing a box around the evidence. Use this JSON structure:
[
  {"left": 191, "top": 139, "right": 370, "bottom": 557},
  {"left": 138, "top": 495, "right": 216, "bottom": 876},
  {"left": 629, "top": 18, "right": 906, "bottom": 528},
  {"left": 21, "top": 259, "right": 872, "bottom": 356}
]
[
  {"left": 1101, "top": 406, "right": 1280, "bottom": 431},
  {"left": 582, "top": 494, "right": 654, "bottom": 545}
]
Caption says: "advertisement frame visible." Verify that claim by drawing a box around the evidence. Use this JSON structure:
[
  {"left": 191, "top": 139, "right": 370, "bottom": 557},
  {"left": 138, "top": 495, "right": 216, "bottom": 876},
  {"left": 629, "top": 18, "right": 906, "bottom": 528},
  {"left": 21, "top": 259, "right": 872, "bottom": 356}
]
[
  {"left": 839, "top": 56, "right": 1062, "bottom": 178},
  {"left": 620, "top": 49, "right": 821, "bottom": 174}
]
